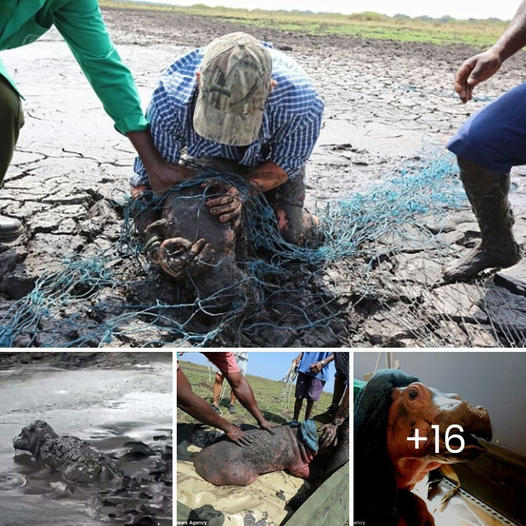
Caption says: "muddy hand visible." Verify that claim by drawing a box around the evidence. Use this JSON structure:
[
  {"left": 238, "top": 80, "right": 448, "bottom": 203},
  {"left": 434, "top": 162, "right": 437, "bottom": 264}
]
[
  {"left": 319, "top": 423, "right": 339, "bottom": 448},
  {"left": 148, "top": 160, "right": 191, "bottom": 197},
  {"left": 157, "top": 237, "right": 215, "bottom": 278},
  {"left": 454, "top": 49, "right": 502, "bottom": 103},
  {"left": 309, "top": 361, "right": 323, "bottom": 375},
  {"left": 225, "top": 425, "right": 253, "bottom": 447},
  {"left": 203, "top": 180, "right": 243, "bottom": 226},
  {"left": 258, "top": 420, "right": 277, "bottom": 435}
]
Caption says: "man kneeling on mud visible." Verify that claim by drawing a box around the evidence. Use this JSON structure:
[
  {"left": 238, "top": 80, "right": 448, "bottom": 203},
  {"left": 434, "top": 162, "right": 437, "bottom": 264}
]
[{"left": 130, "top": 32, "right": 323, "bottom": 277}]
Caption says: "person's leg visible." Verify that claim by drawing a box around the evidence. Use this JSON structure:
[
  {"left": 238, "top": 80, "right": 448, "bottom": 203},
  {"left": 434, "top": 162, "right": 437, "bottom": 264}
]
[
  {"left": 265, "top": 165, "right": 318, "bottom": 246},
  {"left": 0, "top": 75, "right": 24, "bottom": 241},
  {"left": 305, "top": 376, "right": 325, "bottom": 419},
  {"left": 230, "top": 352, "right": 247, "bottom": 411},
  {"left": 443, "top": 156, "right": 521, "bottom": 281},
  {"left": 445, "top": 83, "right": 526, "bottom": 280},
  {"left": 293, "top": 371, "right": 310, "bottom": 422},
  {"left": 304, "top": 399, "right": 315, "bottom": 420},
  {"left": 229, "top": 388, "right": 237, "bottom": 413},
  {"left": 212, "top": 372, "right": 224, "bottom": 410},
  {"left": 293, "top": 398, "right": 303, "bottom": 421}
]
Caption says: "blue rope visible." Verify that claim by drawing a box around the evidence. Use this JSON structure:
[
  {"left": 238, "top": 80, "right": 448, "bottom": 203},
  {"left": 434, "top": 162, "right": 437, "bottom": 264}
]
[{"left": 0, "top": 152, "right": 466, "bottom": 347}]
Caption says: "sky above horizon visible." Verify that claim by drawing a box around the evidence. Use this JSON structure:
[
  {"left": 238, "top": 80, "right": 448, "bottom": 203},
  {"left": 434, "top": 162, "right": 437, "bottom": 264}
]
[
  {"left": 137, "top": 0, "right": 520, "bottom": 20},
  {"left": 179, "top": 351, "right": 336, "bottom": 394}
]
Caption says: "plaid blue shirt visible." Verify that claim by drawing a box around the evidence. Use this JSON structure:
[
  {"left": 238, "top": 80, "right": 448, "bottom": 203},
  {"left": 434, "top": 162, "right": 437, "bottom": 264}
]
[{"left": 131, "top": 44, "right": 324, "bottom": 187}]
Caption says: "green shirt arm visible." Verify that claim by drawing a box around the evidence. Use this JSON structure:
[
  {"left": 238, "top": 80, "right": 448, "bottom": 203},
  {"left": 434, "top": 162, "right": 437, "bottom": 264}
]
[{"left": 53, "top": 0, "right": 148, "bottom": 134}]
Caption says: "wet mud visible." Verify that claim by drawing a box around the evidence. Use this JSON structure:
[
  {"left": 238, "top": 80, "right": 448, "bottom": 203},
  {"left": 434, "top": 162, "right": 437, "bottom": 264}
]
[
  {"left": 2, "top": 8, "right": 526, "bottom": 346},
  {"left": 0, "top": 354, "right": 172, "bottom": 525}
]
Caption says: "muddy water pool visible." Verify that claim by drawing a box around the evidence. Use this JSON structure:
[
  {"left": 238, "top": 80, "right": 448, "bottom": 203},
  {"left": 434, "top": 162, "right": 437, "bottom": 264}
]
[{"left": 0, "top": 358, "right": 172, "bottom": 525}]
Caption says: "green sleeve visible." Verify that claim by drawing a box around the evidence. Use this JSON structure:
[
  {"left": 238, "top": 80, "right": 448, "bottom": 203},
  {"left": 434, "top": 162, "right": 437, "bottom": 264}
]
[{"left": 53, "top": 0, "right": 148, "bottom": 134}]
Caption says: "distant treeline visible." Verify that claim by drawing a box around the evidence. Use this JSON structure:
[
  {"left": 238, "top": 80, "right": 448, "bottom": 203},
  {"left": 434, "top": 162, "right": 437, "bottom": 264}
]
[{"left": 100, "top": 1, "right": 509, "bottom": 47}]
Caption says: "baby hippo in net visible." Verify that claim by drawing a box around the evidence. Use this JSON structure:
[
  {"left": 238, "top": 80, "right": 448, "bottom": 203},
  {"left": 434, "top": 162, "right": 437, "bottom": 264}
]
[{"left": 132, "top": 176, "right": 256, "bottom": 312}]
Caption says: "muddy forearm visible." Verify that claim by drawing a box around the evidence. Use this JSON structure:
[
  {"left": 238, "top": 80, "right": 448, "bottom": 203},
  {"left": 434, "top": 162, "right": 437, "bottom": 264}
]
[
  {"left": 493, "top": 1, "right": 526, "bottom": 61},
  {"left": 226, "top": 373, "right": 266, "bottom": 425},
  {"left": 334, "top": 386, "right": 349, "bottom": 421},
  {"left": 126, "top": 129, "right": 194, "bottom": 190},
  {"left": 246, "top": 161, "right": 288, "bottom": 193}
]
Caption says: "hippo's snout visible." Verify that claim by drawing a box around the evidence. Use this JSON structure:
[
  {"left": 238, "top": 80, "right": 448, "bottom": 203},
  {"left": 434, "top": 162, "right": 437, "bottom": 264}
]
[
  {"left": 434, "top": 401, "right": 492, "bottom": 442},
  {"left": 13, "top": 433, "right": 24, "bottom": 450},
  {"left": 431, "top": 402, "right": 492, "bottom": 461}
]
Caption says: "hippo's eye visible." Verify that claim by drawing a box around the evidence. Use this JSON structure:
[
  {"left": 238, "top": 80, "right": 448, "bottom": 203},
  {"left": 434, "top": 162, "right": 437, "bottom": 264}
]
[{"left": 408, "top": 390, "right": 418, "bottom": 400}]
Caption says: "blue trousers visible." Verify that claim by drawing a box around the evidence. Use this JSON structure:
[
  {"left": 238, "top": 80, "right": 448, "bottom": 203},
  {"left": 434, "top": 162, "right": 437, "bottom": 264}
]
[{"left": 447, "top": 82, "right": 526, "bottom": 173}]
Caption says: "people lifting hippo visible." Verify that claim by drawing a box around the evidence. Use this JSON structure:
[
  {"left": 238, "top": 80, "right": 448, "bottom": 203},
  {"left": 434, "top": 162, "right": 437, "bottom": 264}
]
[
  {"left": 129, "top": 32, "right": 323, "bottom": 296},
  {"left": 194, "top": 412, "right": 349, "bottom": 489},
  {"left": 354, "top": 369, "right": 492, "bottom": 526},
  {"left": 177, "top": 352, "right": 276, "bottom": 447}
]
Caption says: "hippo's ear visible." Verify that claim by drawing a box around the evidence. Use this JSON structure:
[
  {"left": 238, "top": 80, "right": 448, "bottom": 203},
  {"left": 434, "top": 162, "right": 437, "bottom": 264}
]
[{"left": 390, "top": 387, "right": 403, "bottom": 402}]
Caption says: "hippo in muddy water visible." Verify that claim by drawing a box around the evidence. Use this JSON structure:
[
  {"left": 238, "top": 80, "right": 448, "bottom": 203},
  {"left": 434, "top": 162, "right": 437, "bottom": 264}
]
[
  {"left": 13, "top": 420, "right": 124, "bottom": 484},
  {"left": 194, "top": 421, "right": 348, "bottom": 487},
  {"left": 136, "top": 177, "right": 256, "bottom": 311},
  {"left": 355, "top": 370, "right": 492, "bottom": 526}
]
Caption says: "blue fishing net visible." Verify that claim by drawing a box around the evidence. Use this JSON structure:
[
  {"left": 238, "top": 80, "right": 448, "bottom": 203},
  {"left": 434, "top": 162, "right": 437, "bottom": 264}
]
[{"left": 0, "top": 152, "right": 466, "bottom": 347}]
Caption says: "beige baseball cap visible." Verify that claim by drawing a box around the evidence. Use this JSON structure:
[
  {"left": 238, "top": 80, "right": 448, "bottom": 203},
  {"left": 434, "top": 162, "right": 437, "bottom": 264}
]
[{"left": 193, "top": 32, "right": 272, "bottom": 146}]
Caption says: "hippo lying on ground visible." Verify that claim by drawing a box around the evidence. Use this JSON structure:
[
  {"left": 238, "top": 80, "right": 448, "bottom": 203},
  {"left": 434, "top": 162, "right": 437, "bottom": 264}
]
[
  {"left": 194, "top": 421, "right": 348, "bottom": 487},
  {"left": 355, "top": 370, "right": 492, "bottom": 526},
  {"left": 13, "top": 420, "right": 124, "bottom": 484}
]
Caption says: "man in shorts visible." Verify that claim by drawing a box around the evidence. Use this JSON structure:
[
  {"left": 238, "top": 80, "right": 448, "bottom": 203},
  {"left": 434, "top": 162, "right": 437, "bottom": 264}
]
[
  {"left": 177, "top": 352, "right": 274, "bottom": 446},
  {"left": 290, "top": 351, "right": 333, "bottom": 424},
  {"left": 210, "top": 351, "right": 248, "bottom": 414}
]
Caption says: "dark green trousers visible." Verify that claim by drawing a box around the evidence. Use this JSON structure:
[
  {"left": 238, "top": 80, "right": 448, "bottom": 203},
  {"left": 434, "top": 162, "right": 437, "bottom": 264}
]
[{"left": 0, "top": 75, "right": 24, "bottom": 186}]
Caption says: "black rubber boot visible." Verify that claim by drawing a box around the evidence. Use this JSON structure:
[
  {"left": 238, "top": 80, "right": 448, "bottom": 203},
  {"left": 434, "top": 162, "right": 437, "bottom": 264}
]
[
  {"left": 444, "top": 156, "right": 521, "bottom": 282},
  {"left": 0, "top": 215, "right": 22, "bottom": 243}
]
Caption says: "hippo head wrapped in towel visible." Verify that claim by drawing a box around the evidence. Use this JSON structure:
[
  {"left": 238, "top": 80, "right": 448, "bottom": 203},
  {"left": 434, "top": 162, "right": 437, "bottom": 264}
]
[
  {"left": 193, "top": 419, "right": 349, "bottom": 487},
  {"left": 354, "top": 369, "right": 492, "bottom": 526}
]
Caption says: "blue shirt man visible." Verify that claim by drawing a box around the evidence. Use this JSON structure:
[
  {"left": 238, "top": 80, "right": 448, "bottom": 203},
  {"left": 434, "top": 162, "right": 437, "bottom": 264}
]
[
  {"left": 131, "top": 33, "right": 324, "bottom": 264},
  {"left": 297, "top": 351, "right": 332, "bottom": 382},
  {"left": 292, "top": 351, "right": 332, "bottom": 424}
]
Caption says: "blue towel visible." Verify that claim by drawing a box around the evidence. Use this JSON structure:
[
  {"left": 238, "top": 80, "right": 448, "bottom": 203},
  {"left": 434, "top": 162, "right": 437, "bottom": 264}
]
[
  {"left": 300, "top": 419, "right": 318, "bottom": 453},
  {"left": 354, "top": 369, "right": 419, "bottom": 525}
]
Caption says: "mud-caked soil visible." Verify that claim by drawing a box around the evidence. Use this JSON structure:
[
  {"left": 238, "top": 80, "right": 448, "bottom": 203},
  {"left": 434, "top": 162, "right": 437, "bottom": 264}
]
[{"left": 1, "top": 8, "right": 526, "bottom": 347}]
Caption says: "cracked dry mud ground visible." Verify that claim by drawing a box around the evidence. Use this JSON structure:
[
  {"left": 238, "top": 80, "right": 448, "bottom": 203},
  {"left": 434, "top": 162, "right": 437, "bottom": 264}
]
[{"left": 1, "top": 7, "right": 526, "bottom": 347}]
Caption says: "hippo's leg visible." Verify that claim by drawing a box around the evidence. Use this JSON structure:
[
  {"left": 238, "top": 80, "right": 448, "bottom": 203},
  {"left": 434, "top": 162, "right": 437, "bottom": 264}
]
[
  {"left": 64, "top": 463, "right": 96, "bottom": 484},
  {"left": 194, "top": 450, "right": 258, "bottom": 486}
]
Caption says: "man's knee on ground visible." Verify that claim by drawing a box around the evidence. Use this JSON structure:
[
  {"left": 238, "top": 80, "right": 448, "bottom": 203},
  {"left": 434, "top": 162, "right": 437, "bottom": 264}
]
[{"left": 277, "top": 209, "right": 318, "bottom": 245}]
